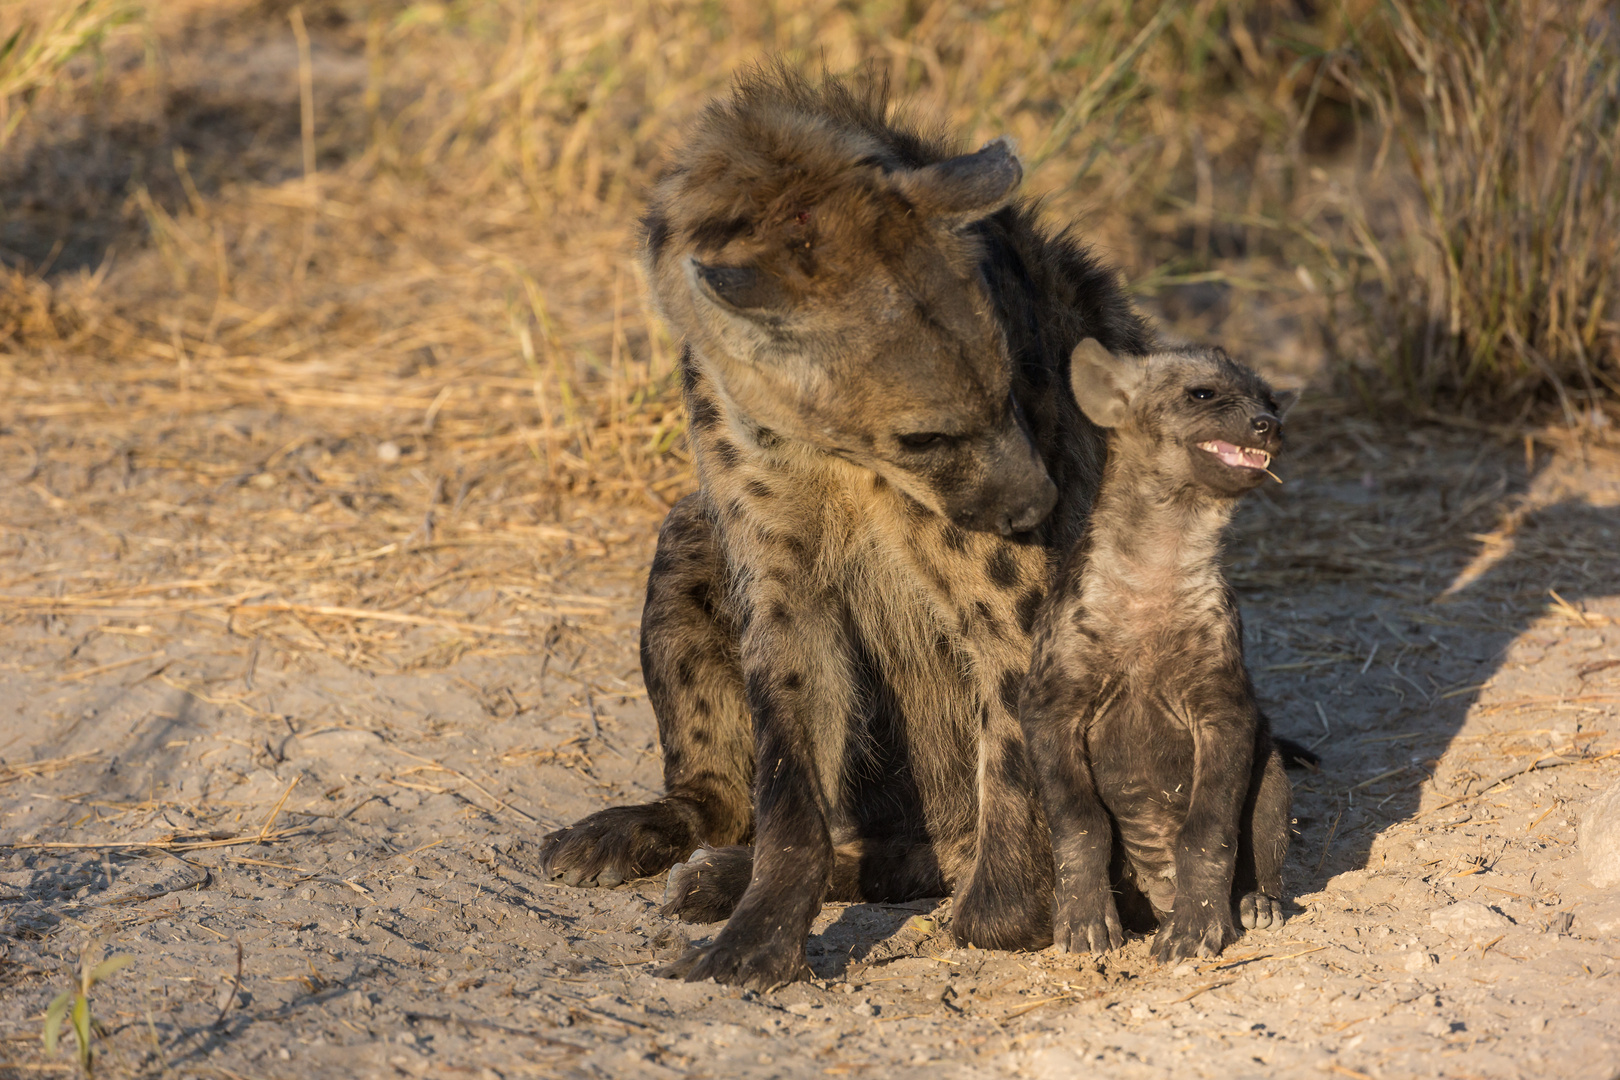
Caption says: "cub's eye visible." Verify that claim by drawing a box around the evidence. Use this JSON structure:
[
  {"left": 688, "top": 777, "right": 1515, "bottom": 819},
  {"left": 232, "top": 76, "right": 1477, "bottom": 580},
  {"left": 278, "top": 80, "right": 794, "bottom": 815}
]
[
  {"left": 896, "top": 432, "right": 950, "bottom": 450},
  {"left": 1187, "top": 387, "right": 1216, "bottom": 402}
]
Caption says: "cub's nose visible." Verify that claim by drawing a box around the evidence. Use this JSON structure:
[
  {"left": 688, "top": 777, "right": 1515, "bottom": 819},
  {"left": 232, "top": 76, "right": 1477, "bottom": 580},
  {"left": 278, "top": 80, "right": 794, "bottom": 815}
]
[{"left": 1251, "top": 412, "right": 1279, "bottom": 437}]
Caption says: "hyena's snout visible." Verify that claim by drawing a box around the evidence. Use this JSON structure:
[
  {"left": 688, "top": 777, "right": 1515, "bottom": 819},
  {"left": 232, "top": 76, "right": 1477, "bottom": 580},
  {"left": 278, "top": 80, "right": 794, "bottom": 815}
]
[
  {"left": 991, "top": 468, "right": 1058, "bottom": 536},
  {"left": 952, "top": 429, "right": 1058, "bottom": 536}
]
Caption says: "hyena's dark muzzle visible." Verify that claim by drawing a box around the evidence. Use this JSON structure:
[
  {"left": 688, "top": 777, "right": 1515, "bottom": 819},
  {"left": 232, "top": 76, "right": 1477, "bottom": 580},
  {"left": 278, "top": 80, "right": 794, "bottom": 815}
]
[{"left": 940, "top": 423, "right": 1058, "bottom": 536}]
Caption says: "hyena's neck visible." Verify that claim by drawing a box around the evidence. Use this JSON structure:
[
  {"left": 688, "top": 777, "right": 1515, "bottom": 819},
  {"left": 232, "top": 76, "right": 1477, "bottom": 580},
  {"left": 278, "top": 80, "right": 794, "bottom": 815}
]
[{"left": 1083, "top": 442, "right": 1234, "bottom": 603}]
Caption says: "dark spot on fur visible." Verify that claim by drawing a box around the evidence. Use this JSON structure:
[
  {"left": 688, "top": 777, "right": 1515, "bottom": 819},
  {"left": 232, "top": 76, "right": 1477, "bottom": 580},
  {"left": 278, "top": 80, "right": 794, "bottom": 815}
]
[
  {"left": 941, "top": 523, "right": 968, "bottom": 551},
  {"left": 987, "top": 546, "right": 1020, "bottom": 589},
  {"left": 679, "top": 344, "right": 696, "bottom": 393},
  {"left": 689, "top": 214, "right": 754, "bottom": 250},
  {"left": 999, "top": 670, "right": 1021, "bottom": 716},
  {"left": 686, "top": 581, "right": 715, "bottom": 620},
  {"left": 782, "top": 671, "right": 803, "bottom": 691},
  {"left": 643, "top": 210, "right": 671, "bottom": 262},
  {"left": 691, "top": 726, "right": 713, "bottom": 746},
  {"left": 724, "top": 498, "right": 746, "bottom": 521},
  {"left": 688, "top": 394, "right": 720, "bottom": 431},
  {"left": 746, "top": 478, "right": 774, "bottom": 499},
  {"left": 664, "top": 747, "right": 684, "bottom": 771},
  {"left": 676, "top": 657, "right": 696, "bottom": 688},
  {"left": 872, "top": 474, "right": 887, "bottom": 491},
  {"left": 1016, "top": 587, "right": 1044, "bottom": 634},
  {"left": 755, "top": 427, "right": 781, "bottom": 449},
  {"left": 974, "top": 600, "right": 1000, "bottom": 636},
  {"left": 711, "top": 440, "right": 740, "bottom": 468},
  {"left": 693, "top": 696, "right": 712, "bottom": 716},
  {"left": 997, "top": 735, "right": 1028, "bottom": 783},
  {"left": 770, "top": 600, "right": 790, "bottom": 624}
]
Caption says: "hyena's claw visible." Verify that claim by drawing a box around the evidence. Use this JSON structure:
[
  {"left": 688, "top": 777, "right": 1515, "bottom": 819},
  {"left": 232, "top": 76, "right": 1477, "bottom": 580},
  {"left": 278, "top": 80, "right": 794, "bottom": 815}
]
[
  {"left": 538, "top": 801, "right": 697, "bottom": 889},
  {"left": 661, "top": 846, "right": 752, "bottom": 923},
  {"left": 1053, "top": 890, "right": 1123, "bottom": 954},
  {"left": 658, "top": 936, "right": 810, "bottom": 992},
  {"left": 1238, "top": 891, "right": 1281, "bottom": 930},
  {"left": 1150, "top": 902, "right": 1236, "bottom": 963}
]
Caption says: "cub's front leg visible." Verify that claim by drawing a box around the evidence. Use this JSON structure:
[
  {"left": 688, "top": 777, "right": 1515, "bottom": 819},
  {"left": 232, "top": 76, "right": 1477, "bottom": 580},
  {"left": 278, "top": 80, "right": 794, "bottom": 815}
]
[
  {"left": 1150, "top": 693, "right": 1256, "bottom": 963},
  {"left": 1019, "top": 655, "right": 1121, "bottom": 954},
  {"left": 661, "top": 588, "right": 851, "bottom": 991}
]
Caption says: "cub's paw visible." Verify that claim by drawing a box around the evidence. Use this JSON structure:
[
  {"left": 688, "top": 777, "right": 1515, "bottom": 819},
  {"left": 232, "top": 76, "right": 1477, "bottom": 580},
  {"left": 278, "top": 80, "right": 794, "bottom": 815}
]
[
  {"left": 661, "top": 846, "right": 752, "bottom": 923},
  {"left": 539, "top": 802, "right": 693, "bottom": 889},
  {"left": 659, "top": 937, "right": 811, "bottom": 992},
  {"left": 1053, "top": 887, "right": 1123, "bottom": 955},
  {"left": 1150, "top": 899, "right": 1237, "bottom": 963},
  {"left": 1238, "top": 891, "right": 1282, "bottom": 930}
]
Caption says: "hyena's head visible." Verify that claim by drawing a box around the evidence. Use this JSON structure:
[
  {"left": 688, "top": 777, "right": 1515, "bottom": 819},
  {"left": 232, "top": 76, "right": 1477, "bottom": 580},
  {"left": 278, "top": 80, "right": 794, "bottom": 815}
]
[
  {"left": 642, "top": 68, "right": 1056, "bottom": 536},
  {"left": 1068, "top": 338, "right": 1297, "bottom": 498}
]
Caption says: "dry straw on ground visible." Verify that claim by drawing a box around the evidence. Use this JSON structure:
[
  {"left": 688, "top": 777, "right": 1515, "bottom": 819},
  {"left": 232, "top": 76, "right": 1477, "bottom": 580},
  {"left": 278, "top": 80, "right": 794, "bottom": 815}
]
[{"left": 1, "top": 0, "right": 1615, "bottom": 671}]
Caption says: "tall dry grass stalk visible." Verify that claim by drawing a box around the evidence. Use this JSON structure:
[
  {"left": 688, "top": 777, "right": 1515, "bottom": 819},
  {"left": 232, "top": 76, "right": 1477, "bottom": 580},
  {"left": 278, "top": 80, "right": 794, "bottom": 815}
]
[{"left": 1328, "top": 0, "right": 1620, "bottom": 418}]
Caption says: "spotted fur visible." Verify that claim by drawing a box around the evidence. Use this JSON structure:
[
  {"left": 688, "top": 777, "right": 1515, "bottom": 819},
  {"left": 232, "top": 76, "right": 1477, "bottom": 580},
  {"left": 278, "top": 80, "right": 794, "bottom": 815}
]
[{"left": 539, "top": 66, "right": 1154, "bottom": 990}]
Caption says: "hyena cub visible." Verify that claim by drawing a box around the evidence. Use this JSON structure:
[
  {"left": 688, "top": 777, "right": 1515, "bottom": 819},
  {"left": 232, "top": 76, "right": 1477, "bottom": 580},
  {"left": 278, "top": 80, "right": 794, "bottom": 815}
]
[{"left": 1020, "top": 339, "right": 1297, "bottom": 962}]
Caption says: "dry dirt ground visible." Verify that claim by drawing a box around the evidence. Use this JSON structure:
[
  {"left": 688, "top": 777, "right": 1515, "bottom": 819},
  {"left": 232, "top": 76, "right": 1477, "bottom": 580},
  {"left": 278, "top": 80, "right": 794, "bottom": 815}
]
[
  {"left": 3, "top": 405, "right": 1620, "bottom": 1080},
  {"left": 2, "top": 6, "right": 1619, "bottom": 1077}
]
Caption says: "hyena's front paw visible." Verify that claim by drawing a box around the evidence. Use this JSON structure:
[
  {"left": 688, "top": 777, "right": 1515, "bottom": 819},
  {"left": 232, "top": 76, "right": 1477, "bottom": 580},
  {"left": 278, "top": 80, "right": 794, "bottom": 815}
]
[
  {"left": 659, "top": 932, "right": 811, "bottom": 992},
  {"left": 539, "top": 801, "right": 694, "bottom": 888},
  {"left": 1053, "top": 885, "right": 1123, "bottom": 954},
  {"left": 661, "top": 846, "right": 752, "bottom": 923},
  {"left": 1150, "top": 898, "right": 1237, "bottom": 962},
  {"left": 1238, "top": 891, "right": 1282, "bottom": 930},
  {"left": 952, "top": 876, "right": 1052, "bottom": 951}
]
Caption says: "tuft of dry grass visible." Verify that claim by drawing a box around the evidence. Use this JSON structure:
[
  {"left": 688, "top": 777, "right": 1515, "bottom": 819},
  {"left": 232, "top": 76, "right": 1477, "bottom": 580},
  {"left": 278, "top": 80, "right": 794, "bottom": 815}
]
[{"left": 1324, "top": 0, "right": 1620, "bottom": 418}]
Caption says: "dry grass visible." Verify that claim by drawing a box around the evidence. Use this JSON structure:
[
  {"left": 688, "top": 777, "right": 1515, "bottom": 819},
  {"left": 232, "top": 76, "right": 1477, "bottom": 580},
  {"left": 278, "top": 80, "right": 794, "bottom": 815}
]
[
  {"left": 1324, "top": 0, "right": 1620, "bottom": 417},
  {"left": 0, "top": 0, "right": 1615, "bottom": 672}
]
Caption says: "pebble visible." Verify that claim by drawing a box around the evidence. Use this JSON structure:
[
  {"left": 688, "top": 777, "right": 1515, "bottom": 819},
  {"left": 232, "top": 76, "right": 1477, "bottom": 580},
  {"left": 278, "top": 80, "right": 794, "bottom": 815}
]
[
  {"left": 1579, "top": 777, "right": 1620, "bottom": 888},
  {"left": 1402, "top": 951, "right": 1434, "bottom": 972},
  {"left": 1429, "top": 900, "right": 1512, "bottom": 942}
]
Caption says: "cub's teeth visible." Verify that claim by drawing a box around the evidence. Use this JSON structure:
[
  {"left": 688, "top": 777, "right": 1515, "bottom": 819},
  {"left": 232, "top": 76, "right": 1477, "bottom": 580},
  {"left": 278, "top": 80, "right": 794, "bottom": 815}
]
[{"left": 1197, "top": 440, "right": 1272, "bottom": 470}]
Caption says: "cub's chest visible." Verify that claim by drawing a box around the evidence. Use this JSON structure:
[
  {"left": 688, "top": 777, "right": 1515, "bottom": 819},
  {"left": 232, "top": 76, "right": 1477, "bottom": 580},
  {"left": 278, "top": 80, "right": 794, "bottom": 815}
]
[{"left": 1068, "top": 573, "right": 1233, "bottom": 678}]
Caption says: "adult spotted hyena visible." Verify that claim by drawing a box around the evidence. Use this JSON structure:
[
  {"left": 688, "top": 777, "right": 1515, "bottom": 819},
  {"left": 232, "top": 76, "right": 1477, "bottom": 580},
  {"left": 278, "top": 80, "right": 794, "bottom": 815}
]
[{"left": 540, "top": 67, "right": 1155, "bottom": 990}]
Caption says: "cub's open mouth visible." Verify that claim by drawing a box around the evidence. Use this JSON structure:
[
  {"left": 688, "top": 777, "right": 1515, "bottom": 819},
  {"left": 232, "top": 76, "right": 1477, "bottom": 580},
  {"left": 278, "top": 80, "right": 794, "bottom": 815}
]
[{"left": 1197, "top": 440, "right": 1271, "bottom": 470}]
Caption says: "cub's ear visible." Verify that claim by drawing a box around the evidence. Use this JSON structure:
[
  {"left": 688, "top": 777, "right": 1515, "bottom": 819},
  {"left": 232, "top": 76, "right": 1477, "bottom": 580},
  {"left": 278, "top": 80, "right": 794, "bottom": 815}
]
[
  {"left": 690, "top": 259, "right": 789, "bottom": 313},
  {"left": 1271, "top": 387, "right": 1300, "bottom": 418},
  {"left": 1068, "top": 338, "right": 1144, "bottom": 429},
  {"left": 893, "top": 137, "right": 1022, "bottom": 222}
]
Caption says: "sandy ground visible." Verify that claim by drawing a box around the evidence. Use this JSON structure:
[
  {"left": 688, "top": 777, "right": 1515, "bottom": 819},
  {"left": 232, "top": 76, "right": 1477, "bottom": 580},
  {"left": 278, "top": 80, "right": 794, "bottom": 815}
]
[{"left": 3, "top": 407, "right": 1620, "bottom": 1080}]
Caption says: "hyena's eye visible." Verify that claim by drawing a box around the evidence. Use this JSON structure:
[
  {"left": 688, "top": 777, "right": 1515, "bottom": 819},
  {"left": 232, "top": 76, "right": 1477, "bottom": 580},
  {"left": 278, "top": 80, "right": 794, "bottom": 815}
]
[
  {"left": 1186, "top": 387, "right": 1216, "bottom": 402},
  {"left": 896, "top": 432, "right": 954, "bottom": 450}
]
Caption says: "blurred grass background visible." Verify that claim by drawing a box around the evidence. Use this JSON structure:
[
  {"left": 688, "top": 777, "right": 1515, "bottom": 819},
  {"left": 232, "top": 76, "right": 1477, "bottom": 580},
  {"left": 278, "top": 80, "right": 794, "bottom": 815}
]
[
  {"left": 4, "top": 0, "right": 1617, "bottom": 460},
  {"left": 0, "top": 0, "right": 1616, "bottom": 669}
]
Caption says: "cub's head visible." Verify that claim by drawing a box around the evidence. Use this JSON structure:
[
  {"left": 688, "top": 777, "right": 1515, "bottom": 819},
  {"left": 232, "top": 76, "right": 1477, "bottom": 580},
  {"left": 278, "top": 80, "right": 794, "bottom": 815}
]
[
  {"left": 643, "top": 68, "right": 1055, "bottom": 535},
  {"left": 1068, "top": 338, "right": 1296, "bottom": 498}
]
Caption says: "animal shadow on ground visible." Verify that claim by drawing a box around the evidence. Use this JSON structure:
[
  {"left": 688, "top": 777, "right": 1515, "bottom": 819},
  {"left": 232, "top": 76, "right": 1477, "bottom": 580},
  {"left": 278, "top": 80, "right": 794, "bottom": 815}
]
[{"left": 1236, "top": 430, "right": 1620, "bottom": 903}]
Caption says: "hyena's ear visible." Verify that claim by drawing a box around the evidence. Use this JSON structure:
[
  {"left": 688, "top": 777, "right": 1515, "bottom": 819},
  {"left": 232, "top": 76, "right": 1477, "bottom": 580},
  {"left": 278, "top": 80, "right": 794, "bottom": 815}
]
[
  {"left": 894, "top": 138, "right": 1023, "bottom": 222},
  {"left": 690, "top": 259, "right": 790, "bottom": 313},
  {"left": 1271, "top": 387, "right": 1300, "bottom": 418},
  {"left": 1068, "top": 338, "right": 1144, "bottom": 428}
]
